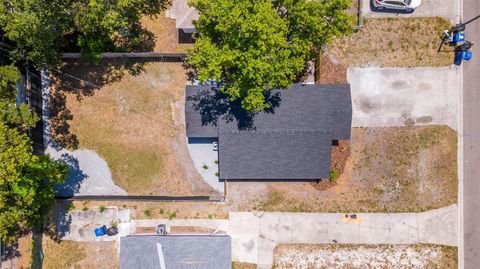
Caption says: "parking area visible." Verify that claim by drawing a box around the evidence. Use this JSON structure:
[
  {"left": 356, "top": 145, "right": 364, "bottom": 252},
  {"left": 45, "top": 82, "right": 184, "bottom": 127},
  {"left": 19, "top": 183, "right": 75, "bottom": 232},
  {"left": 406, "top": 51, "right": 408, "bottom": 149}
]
[
  {"left": 348, "top": 66, "right": 459, "bottom": 130},
  {"left": 362, "top": 0, "right": 459, "bottom": 23}
]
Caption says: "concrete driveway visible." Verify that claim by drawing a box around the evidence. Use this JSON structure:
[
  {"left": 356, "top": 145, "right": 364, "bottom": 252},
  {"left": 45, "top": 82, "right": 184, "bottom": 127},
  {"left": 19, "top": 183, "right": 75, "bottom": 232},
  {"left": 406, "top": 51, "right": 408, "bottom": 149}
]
[
  {"left": 348, "top": 66, "right": 460, "bottom": 130},
  {"left": 362, "top": 0, "right": 459, "bottom": 23},
  {"left": 229, "top": 204, "right": 458, "bottom": 268},
  {"left": 186, "top": 139, "right": 223, "bottom": 193}
]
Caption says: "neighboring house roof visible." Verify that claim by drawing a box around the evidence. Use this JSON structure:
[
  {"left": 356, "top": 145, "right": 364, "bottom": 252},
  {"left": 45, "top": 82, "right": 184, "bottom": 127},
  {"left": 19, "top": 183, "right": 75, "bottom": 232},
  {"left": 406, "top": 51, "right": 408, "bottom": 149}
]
[
  {"left": 168, "top": 0, "right": 199, "bottom": 30},
  {"left": 185, "top": 83, "right": 352, "bottom": 180},
  {"left": 120, "top": 235, "right": 231, "bottom": 269}
]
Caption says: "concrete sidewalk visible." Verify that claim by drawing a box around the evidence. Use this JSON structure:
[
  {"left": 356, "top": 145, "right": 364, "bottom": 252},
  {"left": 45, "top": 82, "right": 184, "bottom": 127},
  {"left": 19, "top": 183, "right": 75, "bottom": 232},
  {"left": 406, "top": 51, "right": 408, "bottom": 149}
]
[{"left": 229, "top": 204, "right": 458, "bottom": 269}]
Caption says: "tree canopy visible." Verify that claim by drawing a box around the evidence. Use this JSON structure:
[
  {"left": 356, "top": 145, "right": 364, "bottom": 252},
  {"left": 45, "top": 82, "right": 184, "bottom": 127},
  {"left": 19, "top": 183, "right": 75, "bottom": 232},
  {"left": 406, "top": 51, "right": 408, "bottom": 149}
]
[
  {"left": 0, "top": 0, "right": 169, "bottom": 67},
  {"left": 0, "top": 65, "right": 67, "bottom": 242},
  {"left": 188, "top": 0, "right": 353, "bottom": 111},
  {"left": 0, "top": 123, "right": 67, "bottom": 242}
]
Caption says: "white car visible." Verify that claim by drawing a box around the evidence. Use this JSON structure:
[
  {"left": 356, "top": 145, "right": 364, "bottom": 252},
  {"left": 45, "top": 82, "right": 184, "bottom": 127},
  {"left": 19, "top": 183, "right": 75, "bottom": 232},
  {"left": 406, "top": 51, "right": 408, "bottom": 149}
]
[{"left": 372, "top": 0, "right": 421, "bottom": 12}]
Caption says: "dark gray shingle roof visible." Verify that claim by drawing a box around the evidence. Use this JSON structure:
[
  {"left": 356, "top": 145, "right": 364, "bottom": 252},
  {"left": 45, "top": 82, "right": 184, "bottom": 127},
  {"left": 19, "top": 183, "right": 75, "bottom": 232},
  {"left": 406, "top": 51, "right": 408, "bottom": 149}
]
[
  {"left": 120, "top": 235, "right": 231, "bottom": 269},
  {"left": 185, "top": 83, "right": 352, "bottom": 180},
  {"left": 219, "top": 130, "right": 332, "bottom": 179}
]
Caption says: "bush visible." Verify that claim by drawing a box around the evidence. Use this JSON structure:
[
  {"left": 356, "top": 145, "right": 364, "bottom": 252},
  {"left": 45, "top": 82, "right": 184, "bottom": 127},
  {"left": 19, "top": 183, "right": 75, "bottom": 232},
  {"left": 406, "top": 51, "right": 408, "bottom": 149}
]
[
  {"left": 99, "top": 206, "right": 107, "bottom": 213},
  {"left": 330, "top": 169, "right": 340, "bottom": 181},
  {"left": 203, "top": 164, "right": 208, "bottom": 169},
  {"left": 144, "top": 209, "right": 152, "bottom": 218}
]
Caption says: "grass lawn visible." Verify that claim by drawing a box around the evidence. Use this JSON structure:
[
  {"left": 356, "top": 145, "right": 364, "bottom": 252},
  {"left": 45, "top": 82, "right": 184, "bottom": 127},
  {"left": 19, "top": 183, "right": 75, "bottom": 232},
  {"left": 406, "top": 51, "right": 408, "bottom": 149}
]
[
  {"left": 51, "top": 60, "right": 215, "bottom": 195},
  {"left": 42, "top": 237, "right": 118, "bottom": 269},
  {"left": 274, "top": 244, "right": 457, "bottom": 268},
  {"left": 329, "top": 17, "right": 453, "bottom": 67},
  {"left": 227, "top": 125, "right": 457, "bottom": 213}
]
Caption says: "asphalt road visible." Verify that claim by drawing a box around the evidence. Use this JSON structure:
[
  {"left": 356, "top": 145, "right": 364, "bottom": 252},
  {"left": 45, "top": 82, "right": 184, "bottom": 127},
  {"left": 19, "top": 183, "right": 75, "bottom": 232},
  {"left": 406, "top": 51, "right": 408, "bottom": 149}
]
[{"left": 462, "top": 0, "right": 480, "bottom": 267}]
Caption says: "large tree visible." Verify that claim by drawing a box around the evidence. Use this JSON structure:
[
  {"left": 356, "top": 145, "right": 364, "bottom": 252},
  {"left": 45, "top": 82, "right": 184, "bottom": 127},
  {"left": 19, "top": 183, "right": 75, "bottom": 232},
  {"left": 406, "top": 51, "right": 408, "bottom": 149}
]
[
  {"left": 0, "top": 65, "right": 67, "bottom": 242},
  {"left": 0, "top": 123, "right": 67, "bottom": 242},
  {"left": 188, "top": 0, "right": 352, "bottom": 111},
  {"left": 0, "top": 0, "right": 169, "bottom": 67}
]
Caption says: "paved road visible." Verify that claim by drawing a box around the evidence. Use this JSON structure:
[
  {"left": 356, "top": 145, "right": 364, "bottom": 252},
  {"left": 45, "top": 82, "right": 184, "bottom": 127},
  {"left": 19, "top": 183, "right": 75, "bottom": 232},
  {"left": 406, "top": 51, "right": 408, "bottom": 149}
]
[
  {"left": 348, "top": 67, "right": 459, "bottom": 130},
  {"left": 462, "top": 0, "right": 480, "bottom": 268},
  {"left": 229, "top": 205, "right": 458, "bottom": 269}
]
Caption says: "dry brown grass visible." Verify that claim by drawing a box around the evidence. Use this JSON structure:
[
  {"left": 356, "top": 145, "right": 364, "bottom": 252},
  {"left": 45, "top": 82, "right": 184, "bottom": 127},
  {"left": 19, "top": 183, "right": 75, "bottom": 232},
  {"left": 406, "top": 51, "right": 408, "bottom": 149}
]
[
  {"left": 329, "top": 17, "right": 453, "bottom": 67},
  {"left": 71, "top": 200, "right": 229, "bottom": 219},
  {"left": 52, "top": 61, "right": 215, "bottom": 195},
  {"left": 273, "top": 244, "right": 457, "bottom": 269},
  {"left": 227, "top": 126, "right": 457, "bottom": 213},
  {"left": 141, "top": 12, "right": 179, "bottom": 52},
  {"left": 42, "top": 237, "right": 118, "bottom": 269}
]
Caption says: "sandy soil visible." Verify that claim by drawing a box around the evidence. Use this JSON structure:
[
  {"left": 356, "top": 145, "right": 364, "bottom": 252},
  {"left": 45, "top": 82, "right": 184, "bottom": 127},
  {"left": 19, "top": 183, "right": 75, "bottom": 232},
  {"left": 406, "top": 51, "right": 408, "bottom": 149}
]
[
  {"left": 274, "top": 244, "right": 457, "bottom": 269},
  {"left": 226, "top": 126, "right": 457, "bottom": 213}
]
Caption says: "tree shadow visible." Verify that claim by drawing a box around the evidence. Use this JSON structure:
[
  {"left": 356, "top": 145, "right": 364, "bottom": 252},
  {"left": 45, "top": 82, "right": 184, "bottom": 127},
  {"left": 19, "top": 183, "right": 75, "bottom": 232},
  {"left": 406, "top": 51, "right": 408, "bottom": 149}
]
[
  {"left": 53, "top": 153, "right": 88, "bottom": 197},
  {"left": 44, "top": 201, "right": 73, "bottom": 242},
  {"left": 186, "top": 87, "right": 282, "bottom": 131},
  {"left": 49, "top": 58, "right": 147, "bottom": 149},
  {"left": 116, "top": 24, "right": 157, "bottom": 52}
]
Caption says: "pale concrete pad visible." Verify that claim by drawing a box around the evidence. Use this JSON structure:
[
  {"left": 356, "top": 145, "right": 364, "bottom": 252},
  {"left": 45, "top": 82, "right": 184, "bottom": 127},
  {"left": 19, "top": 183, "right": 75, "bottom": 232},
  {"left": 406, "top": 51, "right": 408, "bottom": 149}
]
[
  {"left": 348, "top": 67, "right": 460, "bottom": 130},
  {"left": 388, "top": 213, "right": 420, "bottom": 244},
  {"left": 131, "top": 219, "right": 229, "bottom": 234},
  {"left": 362, "top": 0, "right": 459, "bottom": 23},
  {"left": 228, "top": 212, "right": 260, "bottom": 264},
  {"left": 186, "top": 141, "right": 223, "bottom": 193},
  {"left": 418, "top": 204, "right": 458, "bottom": 246},
  {"left": 56, "top": 207, "right": 130, "bottom": 242}
]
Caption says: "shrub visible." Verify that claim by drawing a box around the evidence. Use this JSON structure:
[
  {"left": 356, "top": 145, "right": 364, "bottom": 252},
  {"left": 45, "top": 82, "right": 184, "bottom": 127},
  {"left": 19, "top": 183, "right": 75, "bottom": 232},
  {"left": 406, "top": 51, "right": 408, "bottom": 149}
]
[
  {"left": 99, "top": 206, "right": 107, "bottom": 213},
  {"left": 144, "top": 209, "right": 152, "bottom": 218},
  {"left": 203, "top": 164, "right": 208, "bottom": 169},
  {"left": 330, "top": 169, "right": 340, "bottom": 181}
]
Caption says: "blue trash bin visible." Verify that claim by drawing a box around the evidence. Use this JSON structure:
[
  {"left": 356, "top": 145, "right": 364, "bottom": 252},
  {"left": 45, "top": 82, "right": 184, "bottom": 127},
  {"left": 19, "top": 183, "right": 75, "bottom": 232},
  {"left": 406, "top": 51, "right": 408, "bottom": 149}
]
[
  {"left": 454, "top": 51, "right": 465, "bottom": 66},
  {"left": 464, "top": 51, "right": 473, "bottom": 61},
  {"left": 95, "top": 225, "right": 107, "bottom": 236}
]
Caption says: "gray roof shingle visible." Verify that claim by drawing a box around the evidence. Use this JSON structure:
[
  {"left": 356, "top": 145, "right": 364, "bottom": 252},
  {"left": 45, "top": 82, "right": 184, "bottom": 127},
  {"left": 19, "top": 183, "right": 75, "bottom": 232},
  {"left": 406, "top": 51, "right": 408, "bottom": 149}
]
[
  {"left": 219, "top": 130, "right": 332, "bottom": 179},
  {"left": 120, "top": 235, "right": 231, "bottom": 269}
]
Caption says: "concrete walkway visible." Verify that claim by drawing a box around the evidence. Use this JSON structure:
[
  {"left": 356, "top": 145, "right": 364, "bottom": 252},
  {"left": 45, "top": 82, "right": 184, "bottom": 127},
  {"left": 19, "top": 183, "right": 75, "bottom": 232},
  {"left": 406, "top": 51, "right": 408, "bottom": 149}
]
[
  {"left": 229, "top": 204, "right": 458, "bottom": 268},
  {"left": 348, "top": 67, "right": 460, "bottom": 130},
  {"left": 41, "top": 70, "right": 127, "bottom": 196}
]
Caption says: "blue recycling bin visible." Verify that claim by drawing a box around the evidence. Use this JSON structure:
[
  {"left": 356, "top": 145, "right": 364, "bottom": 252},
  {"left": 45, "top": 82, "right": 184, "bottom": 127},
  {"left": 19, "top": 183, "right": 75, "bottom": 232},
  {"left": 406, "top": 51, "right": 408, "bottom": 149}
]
[
  {"left": 451, "top": 33, "right": 465, "bottom": 45},
  {"left": 95, "top": 225, "right": 107, "bottom": 236}
]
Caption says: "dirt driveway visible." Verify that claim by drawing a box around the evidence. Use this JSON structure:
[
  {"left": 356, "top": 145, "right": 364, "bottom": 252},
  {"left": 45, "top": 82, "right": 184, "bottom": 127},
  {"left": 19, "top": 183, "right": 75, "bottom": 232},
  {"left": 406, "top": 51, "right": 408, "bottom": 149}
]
[
  {"left": 348, "top": 67, "right": 459, "bottom": 130},
  {"left": 362, "top": 0, "right": 459, "bottom": 23}
]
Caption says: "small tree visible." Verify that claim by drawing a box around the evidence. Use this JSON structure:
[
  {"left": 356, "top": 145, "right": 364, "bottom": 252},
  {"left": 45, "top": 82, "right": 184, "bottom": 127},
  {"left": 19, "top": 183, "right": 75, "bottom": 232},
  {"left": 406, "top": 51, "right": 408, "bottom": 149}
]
[{"left": 188, "top": 0, "right": 352, "bottom": 111}]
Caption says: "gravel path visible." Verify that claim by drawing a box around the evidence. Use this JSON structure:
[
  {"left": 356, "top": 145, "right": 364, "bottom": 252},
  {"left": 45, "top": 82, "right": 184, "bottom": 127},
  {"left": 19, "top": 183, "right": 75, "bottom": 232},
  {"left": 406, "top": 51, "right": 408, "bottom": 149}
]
[{"left": 41, "top": 70, "right": 127, "bottom": 196}]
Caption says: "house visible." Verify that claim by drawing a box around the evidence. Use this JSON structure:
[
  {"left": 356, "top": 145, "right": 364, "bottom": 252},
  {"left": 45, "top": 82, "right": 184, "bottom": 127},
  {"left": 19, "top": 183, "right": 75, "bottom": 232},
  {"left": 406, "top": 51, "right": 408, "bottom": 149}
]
[
  {"left": 120, "top": 235, "right": 232, "bottom": 269},
  {"left": 166, "top": 0, "right": 199, "bottom": 43},
  {"left": 185, "top": 83, "right": 352, "bottom": 181}
]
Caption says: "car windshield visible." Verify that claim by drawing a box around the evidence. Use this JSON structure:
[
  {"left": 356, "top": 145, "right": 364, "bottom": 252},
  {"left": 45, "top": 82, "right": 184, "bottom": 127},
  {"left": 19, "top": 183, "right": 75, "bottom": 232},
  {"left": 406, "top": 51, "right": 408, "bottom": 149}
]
[{"left": 404, "top": 0, "right": 412, "bottom": 4}]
